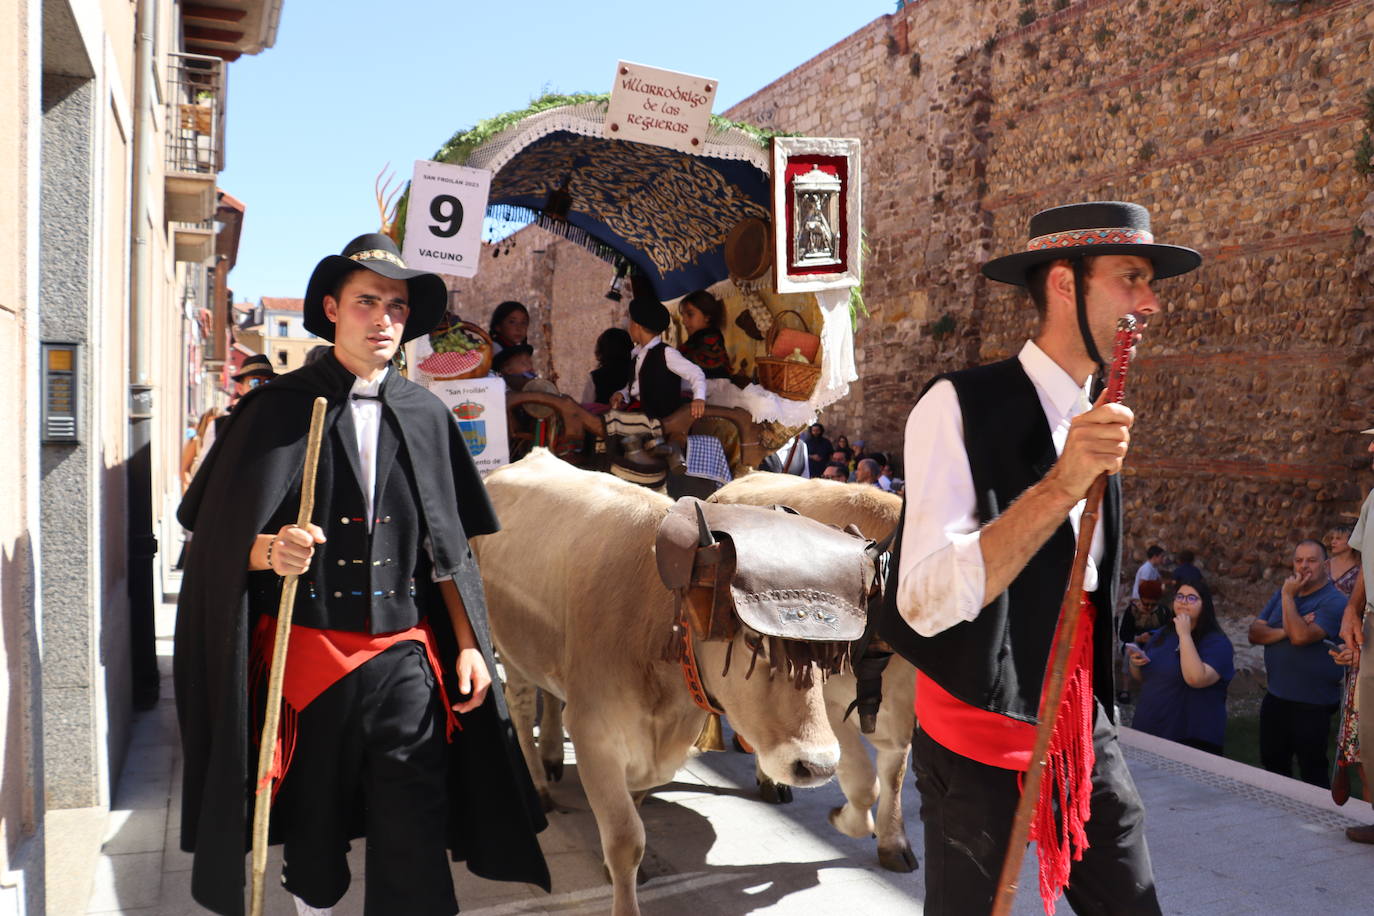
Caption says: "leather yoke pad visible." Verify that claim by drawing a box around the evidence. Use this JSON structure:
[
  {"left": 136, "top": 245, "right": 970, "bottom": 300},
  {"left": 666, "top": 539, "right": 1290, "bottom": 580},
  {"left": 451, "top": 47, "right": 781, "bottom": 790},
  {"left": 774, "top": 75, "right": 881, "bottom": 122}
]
[{"left": 655, "top": 497, "right": 871, "bottom": 641}]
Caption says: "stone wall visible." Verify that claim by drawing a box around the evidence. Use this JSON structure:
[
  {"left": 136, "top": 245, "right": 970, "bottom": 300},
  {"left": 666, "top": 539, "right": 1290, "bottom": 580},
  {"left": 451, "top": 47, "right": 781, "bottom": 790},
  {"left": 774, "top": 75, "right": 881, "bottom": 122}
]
[
  {"left": 724, "top": 0, "right": 1374, "bottom": 613},
  {"left": 441, "top": 224, "right": 625, "bottom": 400}
]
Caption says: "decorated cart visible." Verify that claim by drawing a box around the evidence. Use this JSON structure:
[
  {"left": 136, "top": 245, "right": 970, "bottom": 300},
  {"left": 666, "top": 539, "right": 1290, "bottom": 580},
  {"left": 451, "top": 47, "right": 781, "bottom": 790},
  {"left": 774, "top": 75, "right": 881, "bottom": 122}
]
[{"left": 400, "top": 73, "right": 862, "bottom": 489}]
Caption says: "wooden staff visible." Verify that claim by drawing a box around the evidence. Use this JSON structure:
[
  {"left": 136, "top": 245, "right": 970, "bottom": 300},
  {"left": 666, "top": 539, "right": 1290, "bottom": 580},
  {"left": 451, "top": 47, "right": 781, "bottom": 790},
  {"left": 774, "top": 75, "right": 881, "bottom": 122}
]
[
  {"left": 250, "top": 396, "right": 328, "bottom": 916},
  {"left": 991, "top": 317, "right": 1137, "bottom": 916}
]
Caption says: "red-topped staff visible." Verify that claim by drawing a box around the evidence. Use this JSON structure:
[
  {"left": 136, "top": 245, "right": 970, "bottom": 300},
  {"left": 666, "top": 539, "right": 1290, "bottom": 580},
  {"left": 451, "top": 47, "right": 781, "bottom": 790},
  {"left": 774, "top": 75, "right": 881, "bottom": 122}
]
[{"left": 992, "top": 314, "right": 1139, "bottom": 916}]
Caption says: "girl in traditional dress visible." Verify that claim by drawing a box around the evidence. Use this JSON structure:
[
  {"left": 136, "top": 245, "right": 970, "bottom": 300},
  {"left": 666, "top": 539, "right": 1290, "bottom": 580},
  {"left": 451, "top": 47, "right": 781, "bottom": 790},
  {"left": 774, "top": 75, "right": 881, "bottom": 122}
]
[{"left": 677, "top": 290, "right": 733, "bottom": 379}]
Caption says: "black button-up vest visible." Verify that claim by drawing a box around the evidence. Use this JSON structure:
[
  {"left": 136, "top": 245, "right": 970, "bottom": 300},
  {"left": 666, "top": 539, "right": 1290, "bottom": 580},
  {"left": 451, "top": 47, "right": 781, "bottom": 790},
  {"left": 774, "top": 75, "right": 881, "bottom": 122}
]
[
  {"left": 248, "top": 406, "right": 432, "bottom": 634},
  {"left": 879, "top": 357, "right": 1122, "bottom": 723},
  {"left": 638, "top": 343, "right": 688, "bottom": 420}
]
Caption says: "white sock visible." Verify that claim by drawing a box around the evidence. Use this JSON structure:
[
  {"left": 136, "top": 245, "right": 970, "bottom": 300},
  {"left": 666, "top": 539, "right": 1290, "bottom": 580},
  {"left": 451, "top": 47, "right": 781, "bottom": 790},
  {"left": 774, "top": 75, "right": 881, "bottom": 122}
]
[{"left": 293, "top": 895, "right": 332, "bottom": 916}]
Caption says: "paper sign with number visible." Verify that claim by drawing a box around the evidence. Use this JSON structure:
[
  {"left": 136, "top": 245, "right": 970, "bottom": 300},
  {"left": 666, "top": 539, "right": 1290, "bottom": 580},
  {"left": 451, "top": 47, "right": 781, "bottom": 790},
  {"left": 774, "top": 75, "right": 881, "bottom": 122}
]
[{"left": 401, "top": 159, "right": 492, "bottom": 278}]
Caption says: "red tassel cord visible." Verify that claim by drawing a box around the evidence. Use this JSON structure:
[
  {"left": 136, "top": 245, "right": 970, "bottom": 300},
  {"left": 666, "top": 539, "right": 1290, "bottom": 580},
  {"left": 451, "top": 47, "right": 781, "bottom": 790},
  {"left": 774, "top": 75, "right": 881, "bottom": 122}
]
[{"left": 1025, "top": 597, "right": 1097, "bottom": 915}]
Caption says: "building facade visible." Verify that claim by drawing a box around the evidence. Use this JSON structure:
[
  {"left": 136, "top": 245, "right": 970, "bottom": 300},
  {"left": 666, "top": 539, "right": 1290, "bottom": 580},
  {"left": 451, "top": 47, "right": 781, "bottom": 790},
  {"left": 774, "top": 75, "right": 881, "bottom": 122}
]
[
  {"left": 236, "top": 296, "right": 318, "bottom": 373},
  {"left": 3, "top": 0, "right": 280, "bottom": 909}
]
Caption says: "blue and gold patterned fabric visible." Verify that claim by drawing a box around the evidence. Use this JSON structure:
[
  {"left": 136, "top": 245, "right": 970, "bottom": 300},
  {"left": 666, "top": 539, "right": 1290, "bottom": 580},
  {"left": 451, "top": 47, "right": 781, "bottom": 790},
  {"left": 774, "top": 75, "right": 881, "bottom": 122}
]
[{"left": 487, "top": 131, "right": 770, "bottom": 301}]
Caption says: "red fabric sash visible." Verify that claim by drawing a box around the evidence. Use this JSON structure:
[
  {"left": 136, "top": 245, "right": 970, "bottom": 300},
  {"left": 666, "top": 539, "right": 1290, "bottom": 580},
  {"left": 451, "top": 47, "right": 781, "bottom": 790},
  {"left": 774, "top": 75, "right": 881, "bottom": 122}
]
[
  {"left": 250, "top": 616, "right": 460, "bottom": 797},
  {"left": 913, "top": 594, "right": 1097, "bottom": 914}
]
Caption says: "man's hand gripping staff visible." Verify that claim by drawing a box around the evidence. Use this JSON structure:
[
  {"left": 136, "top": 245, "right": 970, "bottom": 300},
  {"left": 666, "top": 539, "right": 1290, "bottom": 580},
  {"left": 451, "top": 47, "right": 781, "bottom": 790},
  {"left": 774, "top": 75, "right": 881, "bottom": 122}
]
[{"left": 992, "top": 315, "right": 1139, "bottom": 916}]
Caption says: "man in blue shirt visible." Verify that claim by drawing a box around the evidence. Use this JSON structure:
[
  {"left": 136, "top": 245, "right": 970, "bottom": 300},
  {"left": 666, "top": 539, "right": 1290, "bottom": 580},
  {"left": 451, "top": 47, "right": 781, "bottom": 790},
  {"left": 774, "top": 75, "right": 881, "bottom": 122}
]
[{"left": 1248, "top": 539, "right": 1347, "bottom": 786}]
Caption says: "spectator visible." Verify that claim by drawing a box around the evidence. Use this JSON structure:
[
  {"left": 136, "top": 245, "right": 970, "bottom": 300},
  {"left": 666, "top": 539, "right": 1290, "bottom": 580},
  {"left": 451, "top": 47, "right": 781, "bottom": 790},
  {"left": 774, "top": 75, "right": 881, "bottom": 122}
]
[
  {"left": 1327, "top": 522, "right": 1364, "bottom": 816},
  {"left": 1132, "top": 544, "right": 1167, "bottom": 600},
  {"left": 1340, "top": 427, "right": 1374, "bottom": 843},
  {"left": 833, "top": 434, "right": 855, "bottom": 465},
  {"left": 821, "top": 462, "right": 850, "bottom": 482},
  {"left": 855, "top": 458, "right": 883, "bottom": 486},
  {"left": 179, "top": 408, "right": 223, "bottom": 492},
  {"left": 1329, "top": 524, "right": 1360, "bottom": 596},
  {"left": 1117, "top": 579, "right": 1165, "bottom": 703},
  {"left": 488, "top": 300, "right": 530, "bottom": 354},
  {"left": 867, "top": 451, "right": 894, "bottom": 491},
  {"left": 1172, "top": 549, "right": 1204, "bottom": 588},
  {"left": 1248, "top": 540, "right": 1347, "bottom": 786},
  {"left": 1128, "top": 580, "right": 1235, "bottom": 755},
  {"left": 582, "top": 327, "right": 635, "bottom": 408},
  {"left": 803, "top": 422, "right": 833, "bottom": 479}
]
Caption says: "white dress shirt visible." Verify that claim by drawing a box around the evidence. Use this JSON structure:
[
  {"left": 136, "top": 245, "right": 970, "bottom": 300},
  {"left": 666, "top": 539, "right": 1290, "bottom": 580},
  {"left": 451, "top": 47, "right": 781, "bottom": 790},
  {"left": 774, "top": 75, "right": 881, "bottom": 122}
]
[
  {"left": 896, "top": 340, "right": 1104, "bottom": 637},
  {"left": 616, "top": 336, "right": 708, "bottom": 403},
  {"left": 347, "top": 369, "right": 387, "bottom": 532},
  {"left": 345, "top": 367, "right": 451, "bottom": 583}
]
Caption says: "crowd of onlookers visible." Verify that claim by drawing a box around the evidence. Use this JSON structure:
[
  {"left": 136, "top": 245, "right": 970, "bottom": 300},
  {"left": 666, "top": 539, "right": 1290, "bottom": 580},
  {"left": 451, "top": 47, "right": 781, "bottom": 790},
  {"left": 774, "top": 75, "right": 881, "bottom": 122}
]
[
  {"left": 799, "top": 423, "right": 903, "bottom": 492},
  {"left": 1117, "top": 529, "right": 1361, "bottom": 799}
]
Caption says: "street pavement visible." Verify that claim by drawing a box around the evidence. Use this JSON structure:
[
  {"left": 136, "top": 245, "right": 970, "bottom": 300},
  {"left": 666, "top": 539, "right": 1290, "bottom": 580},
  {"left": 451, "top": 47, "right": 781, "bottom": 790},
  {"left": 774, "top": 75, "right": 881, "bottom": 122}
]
[{"left": 59, "top": 590, "right": 1374, "bottom": 915}]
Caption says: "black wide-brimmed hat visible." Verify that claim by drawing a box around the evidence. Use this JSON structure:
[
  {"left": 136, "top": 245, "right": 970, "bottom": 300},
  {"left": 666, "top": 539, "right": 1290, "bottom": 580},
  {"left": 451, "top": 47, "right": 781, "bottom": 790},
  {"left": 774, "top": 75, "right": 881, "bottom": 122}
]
[
  {"left": 628, "top": 295, "right": 670, "bottom": 334},
  {"left": 982, "top": 201, "right": 1201, "bottom": 287},
  {"left": 303, "top": 233, "right": 447, "bottom": 343},
  {"left": 231, "top": 353, "right": 277, "bottom": 381}
]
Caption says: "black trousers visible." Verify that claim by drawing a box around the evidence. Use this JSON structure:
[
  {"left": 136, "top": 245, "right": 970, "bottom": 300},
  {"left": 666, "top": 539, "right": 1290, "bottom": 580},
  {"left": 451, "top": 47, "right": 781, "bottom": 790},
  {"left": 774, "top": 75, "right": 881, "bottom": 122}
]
[
  {"left": 911, "top": 700, "right": 1161, "bottom": 915},
  {"left": 1259, "top": 692, "right": 1337, "bottom": 788},
  {"left": 272, "top": 641, "right": 457, "bottom": 915}
]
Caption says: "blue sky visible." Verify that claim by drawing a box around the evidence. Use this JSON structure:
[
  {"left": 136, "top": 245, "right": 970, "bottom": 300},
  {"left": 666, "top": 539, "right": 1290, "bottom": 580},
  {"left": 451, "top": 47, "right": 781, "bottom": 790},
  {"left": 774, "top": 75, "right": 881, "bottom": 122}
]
[{"left": 217, "top": 1, "right": 888, "bottom": 302}]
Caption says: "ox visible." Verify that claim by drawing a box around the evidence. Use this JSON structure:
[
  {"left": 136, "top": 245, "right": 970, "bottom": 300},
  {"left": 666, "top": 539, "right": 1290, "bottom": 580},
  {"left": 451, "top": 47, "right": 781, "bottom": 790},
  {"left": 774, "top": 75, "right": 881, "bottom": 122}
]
[
  {"left": 473, "top": 450, "right": 877, "bottom": 916},
  {"left": 710, "top": 473, "right": 919, "bottom": 873}
]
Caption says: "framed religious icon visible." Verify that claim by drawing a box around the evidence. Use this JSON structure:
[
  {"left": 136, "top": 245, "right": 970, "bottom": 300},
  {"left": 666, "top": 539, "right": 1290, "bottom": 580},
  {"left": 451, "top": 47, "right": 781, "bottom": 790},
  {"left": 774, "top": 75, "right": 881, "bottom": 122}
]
[{"left": 771, "top": 136, "right": 862, "bottom": 293}]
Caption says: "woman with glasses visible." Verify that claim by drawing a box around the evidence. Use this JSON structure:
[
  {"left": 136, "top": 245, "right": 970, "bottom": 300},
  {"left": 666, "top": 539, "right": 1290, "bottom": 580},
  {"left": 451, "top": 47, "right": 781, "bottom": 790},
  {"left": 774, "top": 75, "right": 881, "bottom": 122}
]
[{"left": 1127, "top": 580, "right": 1236, "bottom": 755}]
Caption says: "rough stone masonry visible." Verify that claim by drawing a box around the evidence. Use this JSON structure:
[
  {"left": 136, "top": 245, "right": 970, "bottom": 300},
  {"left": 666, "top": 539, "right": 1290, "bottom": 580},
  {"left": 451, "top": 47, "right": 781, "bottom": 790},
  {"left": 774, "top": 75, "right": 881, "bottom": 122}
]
[{"left": 725, "top": 0, "right": 1374, "bottom": 614}]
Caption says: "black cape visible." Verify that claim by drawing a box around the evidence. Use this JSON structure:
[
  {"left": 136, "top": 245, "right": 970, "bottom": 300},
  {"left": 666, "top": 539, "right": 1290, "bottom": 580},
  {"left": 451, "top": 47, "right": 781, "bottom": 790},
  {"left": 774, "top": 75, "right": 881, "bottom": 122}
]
[{"left": 175, "top": 352, "right": 549, "bottom": 916}]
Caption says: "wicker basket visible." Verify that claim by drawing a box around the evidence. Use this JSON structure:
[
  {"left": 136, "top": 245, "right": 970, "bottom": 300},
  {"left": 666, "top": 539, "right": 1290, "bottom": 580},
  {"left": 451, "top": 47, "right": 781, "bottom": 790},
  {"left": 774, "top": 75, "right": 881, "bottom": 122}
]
[
  {"left": 757, "top": 357, "right": 821, "bottom": 401},
  {"left": 757, "top": 310, "right": 821, "bottom": 401}
]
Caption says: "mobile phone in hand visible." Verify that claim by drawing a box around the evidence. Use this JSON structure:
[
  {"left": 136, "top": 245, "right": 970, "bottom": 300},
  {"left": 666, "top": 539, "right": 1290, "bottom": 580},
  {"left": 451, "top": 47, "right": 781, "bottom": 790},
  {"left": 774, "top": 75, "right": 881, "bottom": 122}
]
[{"left": 1323, "top": 638, "right": 1345, "bottom": 651}]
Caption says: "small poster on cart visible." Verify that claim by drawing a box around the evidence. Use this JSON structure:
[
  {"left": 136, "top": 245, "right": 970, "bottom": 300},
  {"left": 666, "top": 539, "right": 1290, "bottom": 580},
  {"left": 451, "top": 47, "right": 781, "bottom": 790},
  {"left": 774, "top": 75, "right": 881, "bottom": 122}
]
[
  {"left": 772, "top": 137, "right": 863, "bottom": 293},
  {"left": 426, "top": 375, "right": 510, "bottom": 475},
  {"left": 604, "top": 60, "right": 717, "bottom": 154},
  {"left": 401, "top": 159, "right": 492, "bottom": 278}
]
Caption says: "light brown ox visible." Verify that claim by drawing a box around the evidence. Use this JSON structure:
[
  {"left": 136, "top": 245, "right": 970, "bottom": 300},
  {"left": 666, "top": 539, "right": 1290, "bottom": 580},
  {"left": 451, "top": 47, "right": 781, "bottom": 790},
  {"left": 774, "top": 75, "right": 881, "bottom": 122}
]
[
  {"left": 474, "top": 450, "right": 872, "bottom": 916},
  {"left": 710, "top": 473, "right": 918, "bottom": 873}
]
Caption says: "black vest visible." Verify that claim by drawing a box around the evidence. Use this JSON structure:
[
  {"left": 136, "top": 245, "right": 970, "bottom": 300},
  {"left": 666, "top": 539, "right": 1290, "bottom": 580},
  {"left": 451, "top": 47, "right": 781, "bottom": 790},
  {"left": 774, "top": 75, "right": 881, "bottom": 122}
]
[
  {"left": 248, "top": 406, "right": 432, "bottom": 633},
  {"left": 638, "top": 342, "right": 688, "bottom": 420},
  {"left": 878, "top": 358, "right": 1122, "bottom": 723}
]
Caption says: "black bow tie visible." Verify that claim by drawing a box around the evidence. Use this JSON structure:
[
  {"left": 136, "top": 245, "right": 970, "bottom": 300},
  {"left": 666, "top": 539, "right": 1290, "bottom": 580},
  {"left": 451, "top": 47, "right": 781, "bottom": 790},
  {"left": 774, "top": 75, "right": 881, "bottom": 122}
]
[{"left": 351, "top": 393, "right": 382, "bottom": 401}]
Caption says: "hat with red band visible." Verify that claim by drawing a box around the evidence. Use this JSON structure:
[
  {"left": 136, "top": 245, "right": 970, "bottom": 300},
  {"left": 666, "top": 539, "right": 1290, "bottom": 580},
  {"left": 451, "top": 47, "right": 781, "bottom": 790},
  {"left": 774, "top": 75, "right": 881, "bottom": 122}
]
[{"left": 982, "top": 201, "right": 1201, "bottom": 287}]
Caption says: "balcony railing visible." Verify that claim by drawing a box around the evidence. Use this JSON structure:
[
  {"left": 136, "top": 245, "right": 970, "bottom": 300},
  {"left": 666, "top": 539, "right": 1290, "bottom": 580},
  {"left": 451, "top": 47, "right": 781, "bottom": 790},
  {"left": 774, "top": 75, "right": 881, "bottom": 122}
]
[{"left": 166, "top": 52, "right": 225, "bottom": 176}]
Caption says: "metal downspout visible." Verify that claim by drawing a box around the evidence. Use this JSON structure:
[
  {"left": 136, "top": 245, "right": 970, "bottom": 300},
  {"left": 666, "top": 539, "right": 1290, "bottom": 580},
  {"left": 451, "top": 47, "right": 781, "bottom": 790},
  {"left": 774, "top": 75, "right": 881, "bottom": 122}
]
[{"left": 127, "top": 0, "right": 159, "bottom": 710}]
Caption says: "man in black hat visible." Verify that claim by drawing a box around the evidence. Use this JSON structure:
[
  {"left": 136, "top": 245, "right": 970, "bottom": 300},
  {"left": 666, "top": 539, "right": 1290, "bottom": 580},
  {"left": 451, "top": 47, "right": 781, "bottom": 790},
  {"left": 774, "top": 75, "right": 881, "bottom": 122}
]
[
  {"left": 232, "top": 352, "right": 278, "bottom": 391},
  {"left": 176, "top": 233, "right": 548, "bottom": 916},
  {"left": 207, "top": 354, "right": 279, "bottom": 444},
  {"left": 608, "top": 294, "right": 706, "bottom": 420},
  {"left": 878, "top": 202, "right": 1200, "bottom": 914}
]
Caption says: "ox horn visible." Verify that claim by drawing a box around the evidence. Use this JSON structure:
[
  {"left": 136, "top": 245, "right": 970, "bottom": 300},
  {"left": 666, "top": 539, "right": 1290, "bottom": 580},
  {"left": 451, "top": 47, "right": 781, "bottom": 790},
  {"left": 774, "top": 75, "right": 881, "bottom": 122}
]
[{"left": 694, "top": 502, "right": 716, "bottom": 548}]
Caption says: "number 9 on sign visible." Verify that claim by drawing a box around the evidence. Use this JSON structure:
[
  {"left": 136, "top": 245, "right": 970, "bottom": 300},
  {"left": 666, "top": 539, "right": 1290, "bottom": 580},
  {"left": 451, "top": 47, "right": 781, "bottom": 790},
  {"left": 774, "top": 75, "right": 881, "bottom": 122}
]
[{"left": 429, "top": 194, "right": 462, "bottom": 238}]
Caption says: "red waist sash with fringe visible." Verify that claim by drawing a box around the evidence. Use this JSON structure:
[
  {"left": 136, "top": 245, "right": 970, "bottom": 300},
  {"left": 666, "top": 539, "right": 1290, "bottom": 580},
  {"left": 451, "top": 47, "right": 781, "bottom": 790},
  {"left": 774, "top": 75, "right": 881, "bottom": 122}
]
[
  {"left": 914, "top": 593, "right": 1097, "bottom": 915},
  {"left": 250, "top": 615, "right": 460, "bottom": 798}
]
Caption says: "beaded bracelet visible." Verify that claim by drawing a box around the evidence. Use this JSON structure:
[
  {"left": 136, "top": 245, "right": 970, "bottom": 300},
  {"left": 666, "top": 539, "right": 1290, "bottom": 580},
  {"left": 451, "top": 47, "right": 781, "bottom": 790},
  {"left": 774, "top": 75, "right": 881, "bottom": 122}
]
[{"left": 265, "top": 537, "right": 277, "bottom": 572}]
